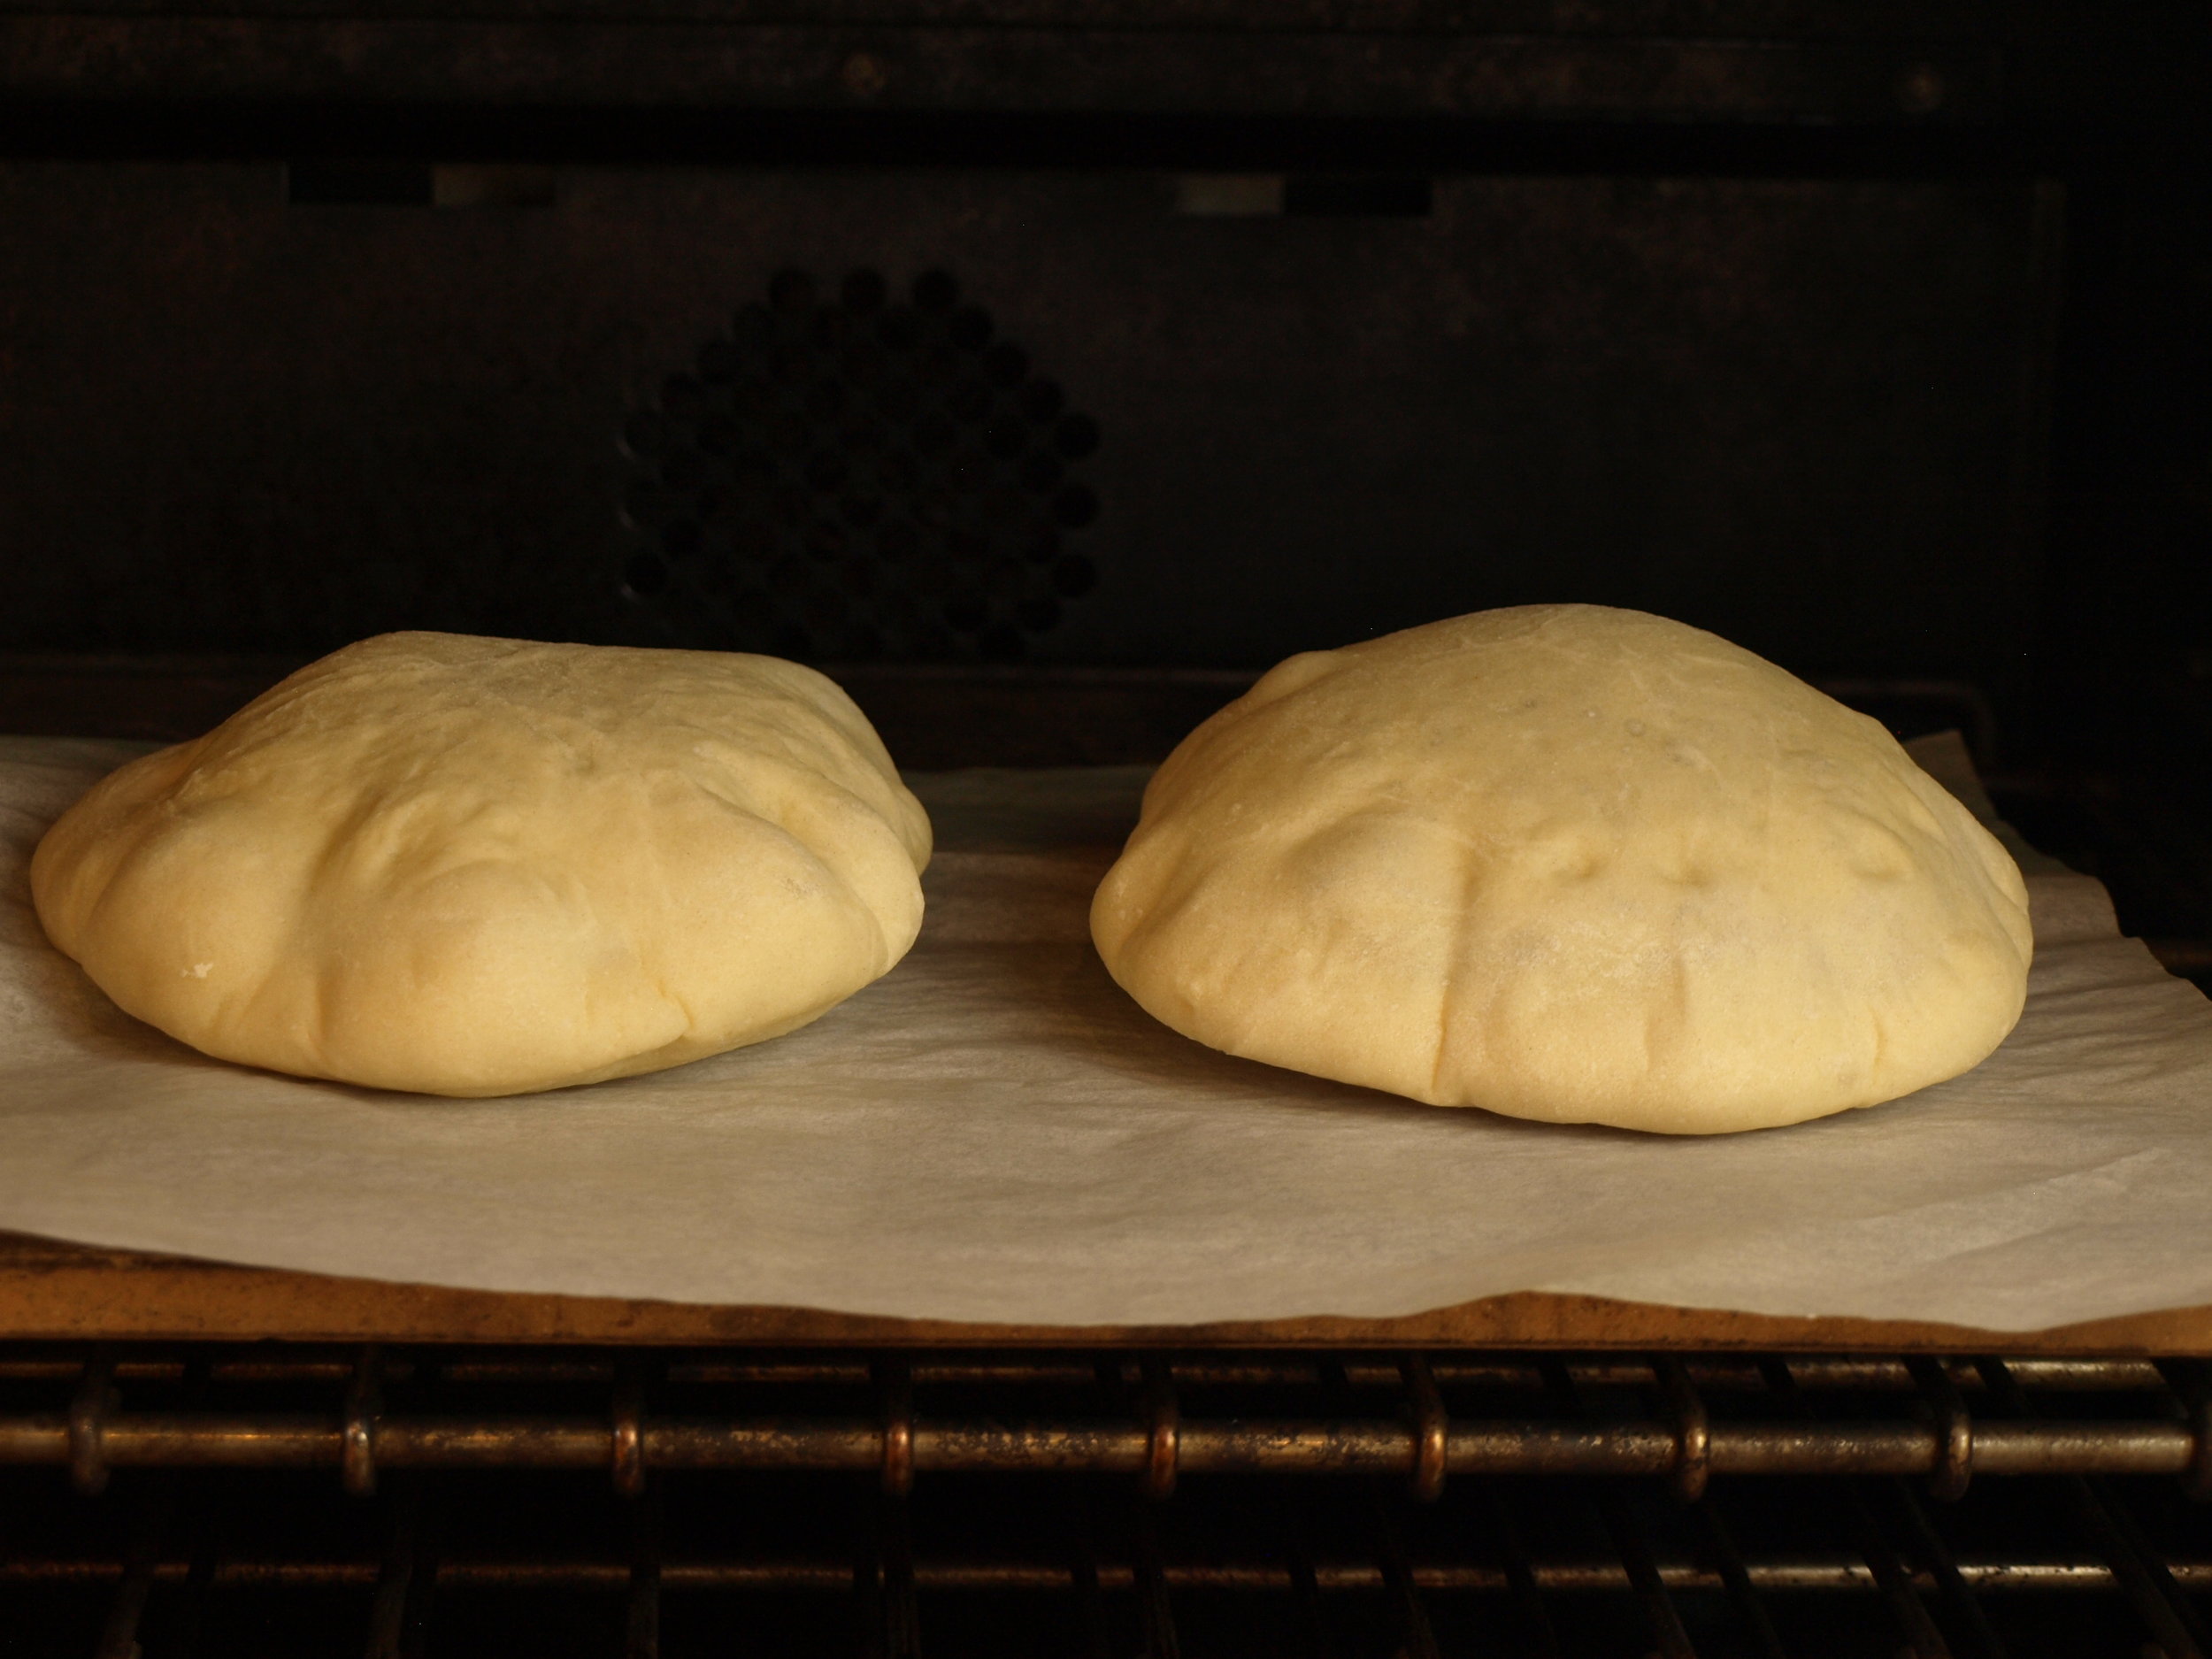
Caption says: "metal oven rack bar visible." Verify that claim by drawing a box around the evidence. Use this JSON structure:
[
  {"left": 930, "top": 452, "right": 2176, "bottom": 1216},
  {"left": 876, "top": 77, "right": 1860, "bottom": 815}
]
[{"left": 7, "top": 1351, "right": 2208, "bottom": 1487}]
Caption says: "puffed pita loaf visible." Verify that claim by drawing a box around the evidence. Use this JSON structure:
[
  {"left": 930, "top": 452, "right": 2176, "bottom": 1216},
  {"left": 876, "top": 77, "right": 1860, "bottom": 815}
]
[
  {"left": 33, "top": 633, "right": 931, "bottom": 1097},
  {"left": 1091, "top": 605, "right": 2032, "bottom": 1133}
]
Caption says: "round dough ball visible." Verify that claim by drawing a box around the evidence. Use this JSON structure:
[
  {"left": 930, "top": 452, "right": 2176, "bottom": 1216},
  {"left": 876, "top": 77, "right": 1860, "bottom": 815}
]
[
  {"left": 1091, "top": 605, "right": 2032, "bottom": 1134},
  {"left": 32, "top": 633, "right": 932, "bottom": 1097}
]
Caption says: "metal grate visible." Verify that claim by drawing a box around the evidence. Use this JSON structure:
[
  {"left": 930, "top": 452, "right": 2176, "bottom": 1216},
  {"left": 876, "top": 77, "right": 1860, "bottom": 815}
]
[{"left": 0, "top": 1346, "right": 2206, "bottom": 1656}]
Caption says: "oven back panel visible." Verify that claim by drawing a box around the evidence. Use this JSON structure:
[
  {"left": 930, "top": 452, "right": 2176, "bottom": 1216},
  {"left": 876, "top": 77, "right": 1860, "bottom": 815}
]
[{"left": 0, "top": 162, "right": 2058, "bottom": 713}]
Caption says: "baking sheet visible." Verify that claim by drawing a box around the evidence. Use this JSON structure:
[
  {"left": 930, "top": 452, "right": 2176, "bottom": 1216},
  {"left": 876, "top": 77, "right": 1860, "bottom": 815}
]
[{"left": 2, "top": 731, "right": 2209, "bottom": 1332}]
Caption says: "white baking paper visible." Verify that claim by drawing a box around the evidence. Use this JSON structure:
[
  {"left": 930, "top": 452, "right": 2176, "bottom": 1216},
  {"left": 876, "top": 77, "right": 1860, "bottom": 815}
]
[{"left": 2, "top": 732, "right": 2208, "bottom": 1331}]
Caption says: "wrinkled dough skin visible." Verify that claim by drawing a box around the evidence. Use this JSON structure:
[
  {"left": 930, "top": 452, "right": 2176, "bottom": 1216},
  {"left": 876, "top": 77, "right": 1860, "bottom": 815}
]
[
  {"left": 32, "top": 633, "right": 933, "bottom": 1096},
  {"left": 1090, "top": 605, "right": 2032, "bottom": 1134}
]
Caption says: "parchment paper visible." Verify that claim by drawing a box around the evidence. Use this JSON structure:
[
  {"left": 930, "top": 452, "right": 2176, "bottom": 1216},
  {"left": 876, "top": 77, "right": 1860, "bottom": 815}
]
[{"left": 3, "top": 732, "right": 2209, "bottom": 1331}]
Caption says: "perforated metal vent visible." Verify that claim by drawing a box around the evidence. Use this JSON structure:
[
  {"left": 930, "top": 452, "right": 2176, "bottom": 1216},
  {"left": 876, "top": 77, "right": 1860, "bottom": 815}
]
[{"left": 618, "top": 268, "right": 1100, "bottom": 663}]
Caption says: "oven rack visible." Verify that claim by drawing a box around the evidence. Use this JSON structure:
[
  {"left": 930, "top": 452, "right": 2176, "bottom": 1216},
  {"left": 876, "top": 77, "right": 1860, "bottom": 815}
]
[
  {"left": 11, "top": 1479, "right": 2211, "bottom": 1658},
  {"left": 0, "top": 1344, "right": 2208, "bottom": 1657},
  {"left": 3, "top": 1348, "right": 2206, "bottom": 1495},
  {"left": 16, "top": 1494, "right": 2209, "bottom": 1659},
  {"left": 8, "top": 1549, "right": 2211, "bottom": 1595}
]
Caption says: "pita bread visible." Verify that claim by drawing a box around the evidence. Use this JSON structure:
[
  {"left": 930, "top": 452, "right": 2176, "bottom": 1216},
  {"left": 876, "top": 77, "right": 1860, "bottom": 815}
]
[{"left": 1091, "top": 605, "right": 2031, "bottom": 1133}]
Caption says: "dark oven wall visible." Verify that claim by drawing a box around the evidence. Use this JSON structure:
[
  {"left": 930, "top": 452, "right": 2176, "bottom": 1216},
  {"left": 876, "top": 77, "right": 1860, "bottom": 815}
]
[
  {"left": 0, "top": 161, "right": 2057, "bottom": 712},
  {"left": 0, "top": 0, "right": 2203, "bottom": 784}
]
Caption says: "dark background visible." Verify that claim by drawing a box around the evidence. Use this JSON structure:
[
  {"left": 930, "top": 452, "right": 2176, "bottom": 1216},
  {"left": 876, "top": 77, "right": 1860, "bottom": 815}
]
[{"left": 0, "top": 1, "right": 2203, "bottom": 836}]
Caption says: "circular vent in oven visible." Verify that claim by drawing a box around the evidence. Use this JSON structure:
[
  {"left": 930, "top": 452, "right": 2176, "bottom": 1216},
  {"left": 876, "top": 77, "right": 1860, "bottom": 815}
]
[{"left": 618, "top": 267, "right": 1101, "bottom": 663}]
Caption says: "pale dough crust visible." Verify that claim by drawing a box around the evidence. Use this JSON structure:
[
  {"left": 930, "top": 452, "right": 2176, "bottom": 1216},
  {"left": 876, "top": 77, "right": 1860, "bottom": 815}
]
[
  {"left": 1090, "top": 605, "right": 2032, "bottom": 1133},
  {"left": 32, "top": 633, "right": 932, "bottom": 1097}
]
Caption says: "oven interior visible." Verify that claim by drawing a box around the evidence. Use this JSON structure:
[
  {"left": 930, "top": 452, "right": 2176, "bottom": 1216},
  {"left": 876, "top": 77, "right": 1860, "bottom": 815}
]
[
  {"left": 0, "top": 3, "right": 2207, "bottom": 1653},
  {"left": 1, "top": 9, "right": 2207, "bottom": 944}
]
